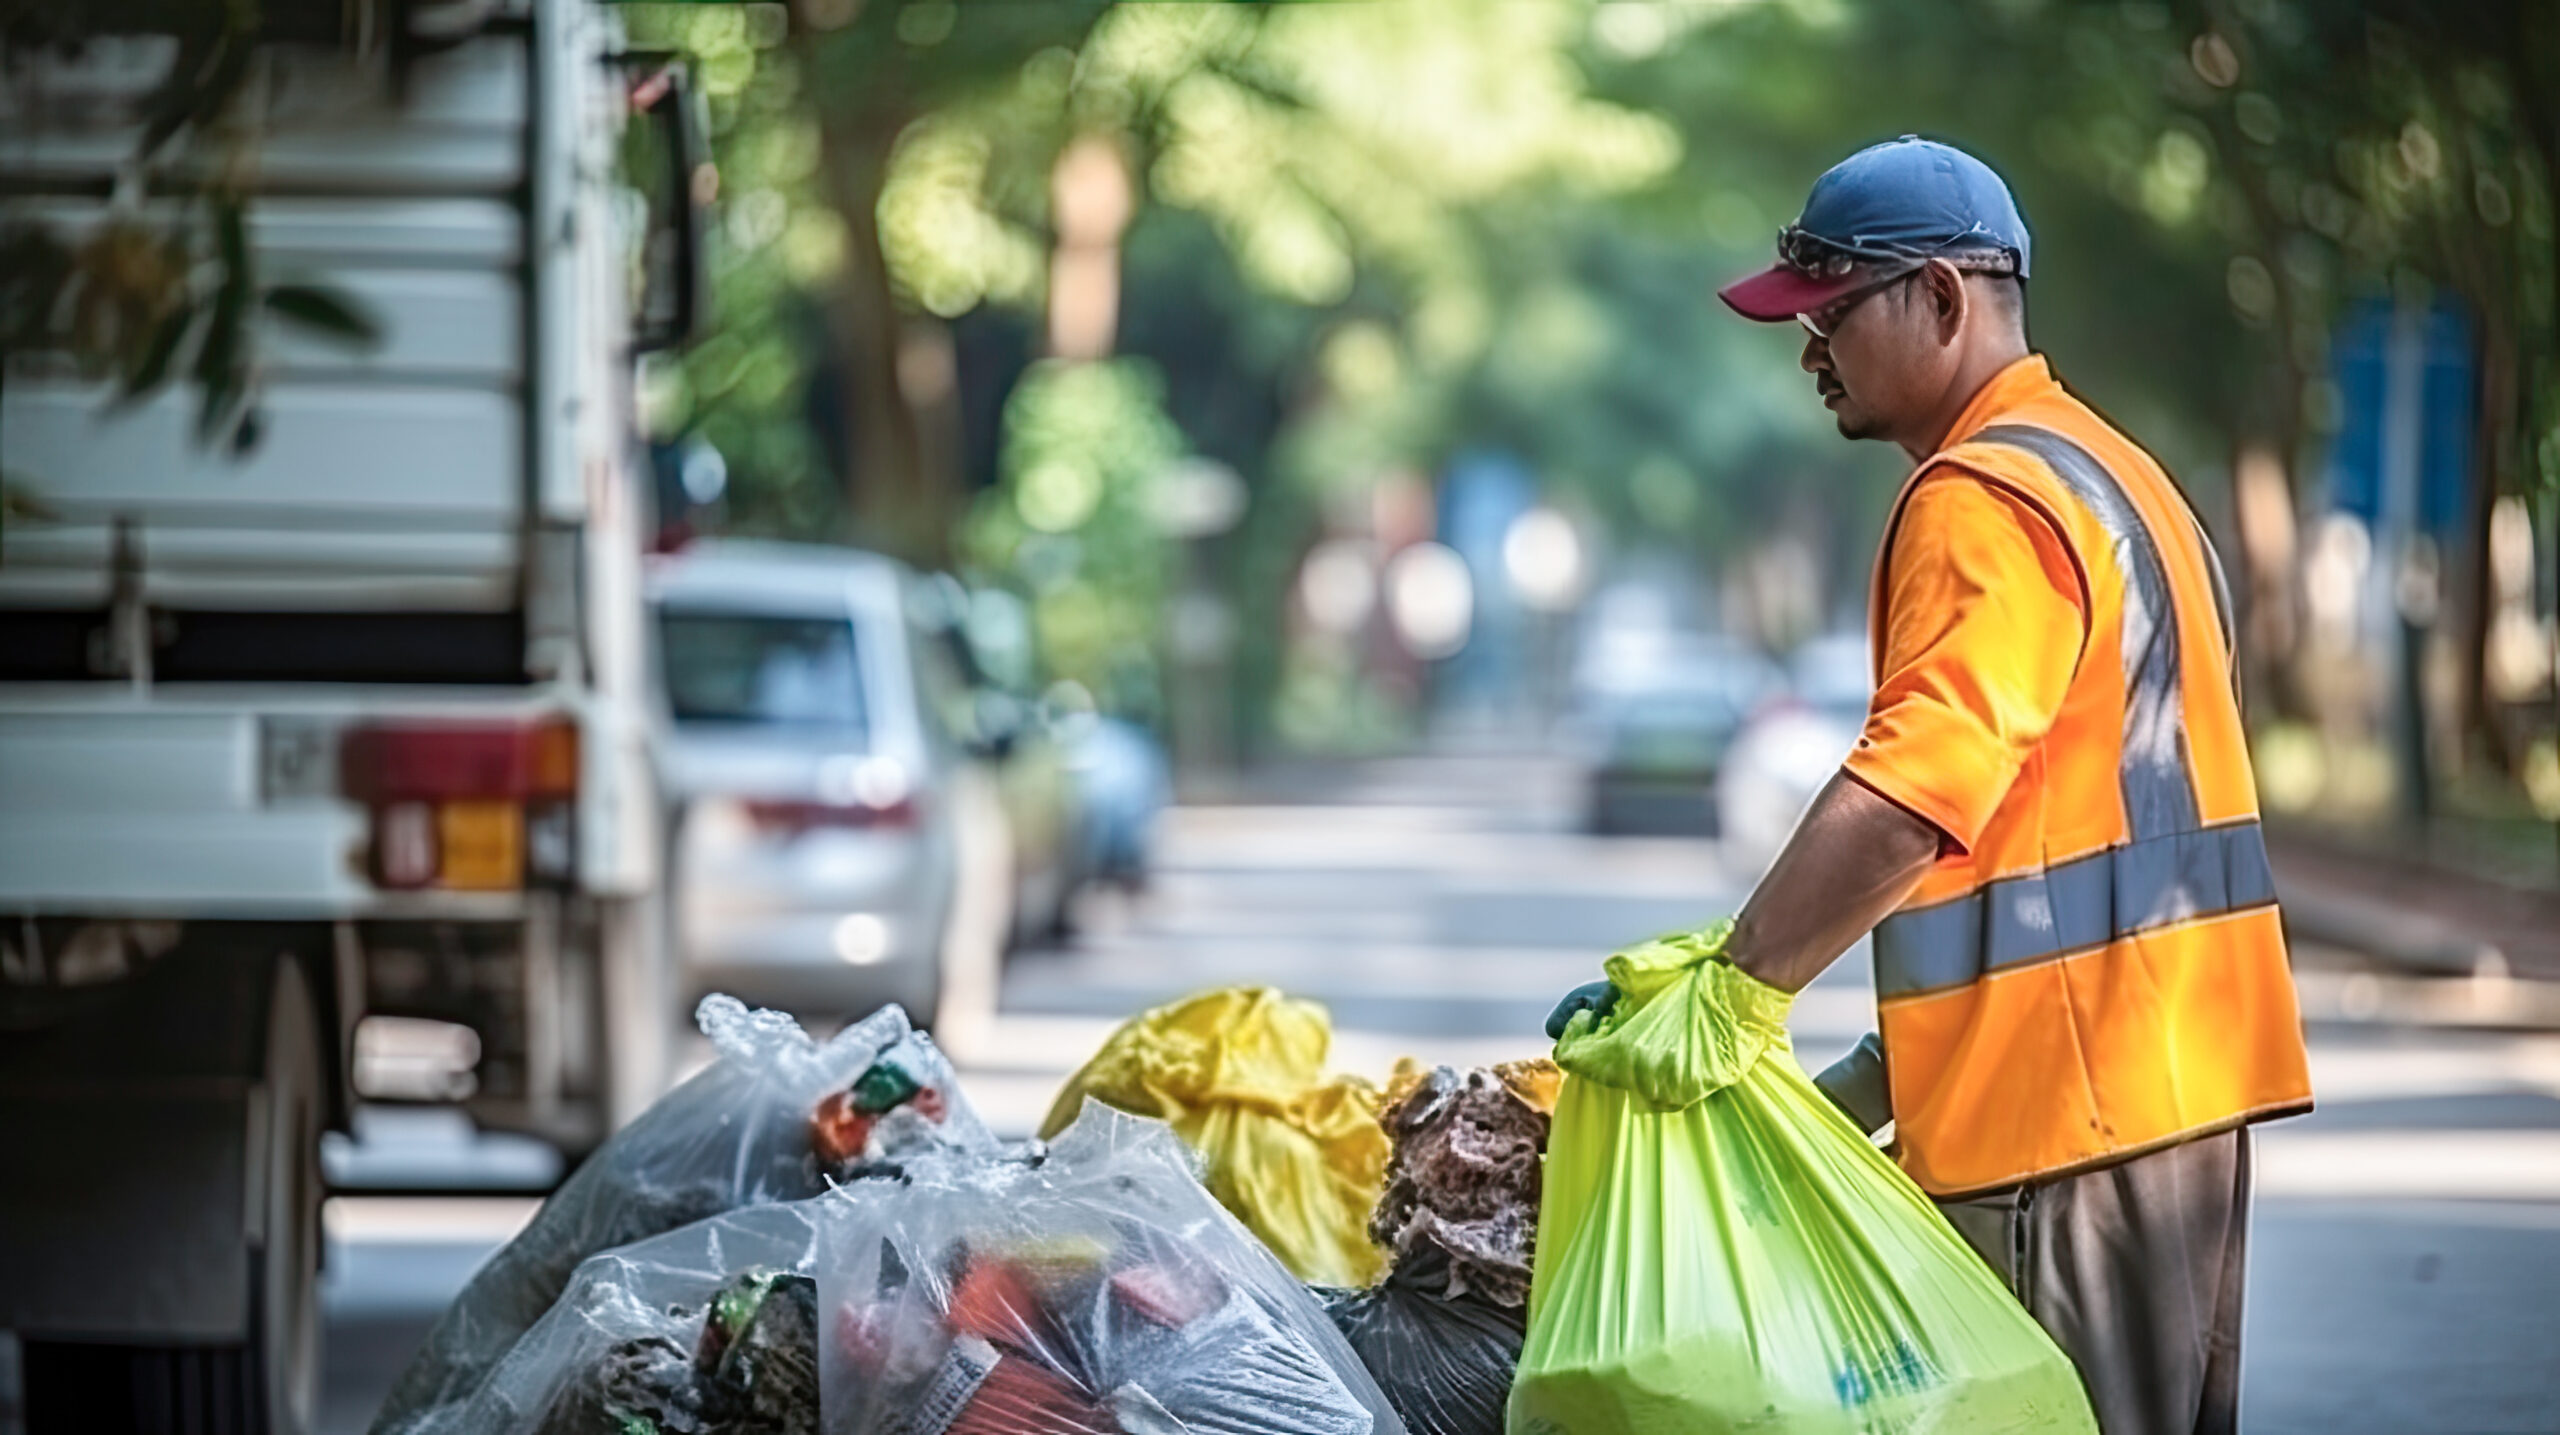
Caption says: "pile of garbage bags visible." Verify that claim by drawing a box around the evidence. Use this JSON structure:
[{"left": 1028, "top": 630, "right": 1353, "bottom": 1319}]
[
  {"left": 1036, "top": 990, "right": 1563, "bottom": 1435},
  {"left": 373, "top": 998, "right": 995, "bottom": 1435},
  {"left": 373, "top": 997, "right": 1403, "bottom": 1435},
  {"left": 374, "top": 954, "right": 2105, "bottom": 1435}
]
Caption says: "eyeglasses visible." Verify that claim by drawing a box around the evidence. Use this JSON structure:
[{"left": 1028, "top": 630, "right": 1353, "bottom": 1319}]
[
  {"left": 1776, "top": 224, "right": 1892, "bottom": 279},
  {"left": 1779, "top": 223, "right": 2024, "bottom": 281},
  {"left": 1796, "top": 266, "right": 1919, "bottom": 341}
]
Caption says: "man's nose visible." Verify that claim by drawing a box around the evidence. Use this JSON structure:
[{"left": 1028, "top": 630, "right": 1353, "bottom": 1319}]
[{"left": 1800, "top": 333, "right": 1827, "bottom": 374}]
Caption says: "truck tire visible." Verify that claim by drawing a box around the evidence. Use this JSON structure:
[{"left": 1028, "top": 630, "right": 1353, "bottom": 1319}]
[
  {"left": 253, "top": 957, "right": 328, "bottom": 1435},
  {"left": 19, "top": 957, "right": 325, "bottom": 1435}
]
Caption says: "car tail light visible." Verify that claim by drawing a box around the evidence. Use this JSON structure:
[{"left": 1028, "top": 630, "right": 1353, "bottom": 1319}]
[
  {"left": 343, "top": 720, "right": 579, "bottom": 890},
  {"left": 741, "top": 794, "right": 921, "bottom": 835}
]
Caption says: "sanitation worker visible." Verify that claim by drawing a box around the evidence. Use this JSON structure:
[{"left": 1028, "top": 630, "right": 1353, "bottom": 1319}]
[{"left": 1547, "top": 136, "right": 2313, "bottom": 1435}]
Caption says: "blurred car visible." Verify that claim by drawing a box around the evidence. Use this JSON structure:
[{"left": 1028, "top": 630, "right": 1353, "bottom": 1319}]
[
  {"left": 1068, "top": 714, "right": 1171, "bottom": 892},
  {"left": 904, "top": 580, "right": 1104, "bottom": 949},
  {"left": 1717, "top": 633, "right": 1875, "bottom": 871},
  {"left": 1576, "top": 634, "right": 1782, "bottom": 835},
  {"left": 649, "top": 541, "right": 1008, "bottom": 1026}
]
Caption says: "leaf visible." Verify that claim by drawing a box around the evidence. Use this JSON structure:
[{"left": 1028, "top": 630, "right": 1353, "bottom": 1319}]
[
  {"left": 263, "top": 284, "right": 383, "bottom": 349},
  {"left": 214, "top": 197, "right": 251, "bottom": 292},
  {"left": 192, "top": 287, "right": 250, "bottom": 448},
  {"left": 194, "top": 371, "right": 249, "bottom": 449},
  {"left": 2, "top": 473, "right": 60, "bottom": 552},
  {"left": 110, "top": 304, "right": 199, "bottom": 411},
  {"left": 137, "top": 26, "right": 221, "bottom": 160},
  {"left": 181, "top": 198, "right": 259, "bottom": 450},
  {"left": 0, "top": 225, "right": 78, "bottom": 350},
  {"left": 2, "top": 475, "right": 59, "bottom": 523}
]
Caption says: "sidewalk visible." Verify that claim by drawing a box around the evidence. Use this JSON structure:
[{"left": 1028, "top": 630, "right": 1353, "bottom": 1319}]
[{"left": 2271, "top": 827, "right": 2560, "bottom": 981}]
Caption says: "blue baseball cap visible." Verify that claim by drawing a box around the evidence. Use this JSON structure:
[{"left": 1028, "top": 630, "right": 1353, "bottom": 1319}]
[{"left": 1720, "top": 136, "right": 2031, "bottom": 322}]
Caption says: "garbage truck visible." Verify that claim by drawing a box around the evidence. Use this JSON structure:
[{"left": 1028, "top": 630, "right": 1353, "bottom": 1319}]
[{"left": 0, "top": 1, "right": 703, "bottom": 1427}]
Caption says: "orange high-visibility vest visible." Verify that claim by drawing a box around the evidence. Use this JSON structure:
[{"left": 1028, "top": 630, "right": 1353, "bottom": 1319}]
[{"left": 1844, "top": 356, "right": 2313, "bottom": 1198}]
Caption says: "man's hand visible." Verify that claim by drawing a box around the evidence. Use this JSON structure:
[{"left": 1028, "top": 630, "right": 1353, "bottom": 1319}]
[{"left": 1544, "top": 980, "right": 1620, "bottom": 1040}]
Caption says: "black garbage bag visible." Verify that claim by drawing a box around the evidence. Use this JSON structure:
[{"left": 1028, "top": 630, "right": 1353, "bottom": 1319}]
[
  {"left": 1319, "top": 1063, "right": 1553, "bottom": 1435},
  {"left": 1322, "top": 1245, "right": 1525, "bottom": 1435}
]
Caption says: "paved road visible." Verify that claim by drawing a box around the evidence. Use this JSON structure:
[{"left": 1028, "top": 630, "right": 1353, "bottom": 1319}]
[{"left": 321, "top": 755, "right": 2560, "bottom": 1434}]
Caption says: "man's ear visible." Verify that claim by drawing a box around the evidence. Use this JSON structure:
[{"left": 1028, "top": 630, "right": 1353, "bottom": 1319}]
[{"left": 1926, "top": 259, "right": 1967, "bottom": 335}]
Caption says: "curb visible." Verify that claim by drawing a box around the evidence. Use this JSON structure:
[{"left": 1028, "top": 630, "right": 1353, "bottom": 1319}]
[{"left": 2277, "top": 885, "right": 2511, "bottom": 978}]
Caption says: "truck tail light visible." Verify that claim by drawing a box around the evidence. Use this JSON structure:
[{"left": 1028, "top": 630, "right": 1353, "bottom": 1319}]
[
  {"left": 376, "top": 802, "right": 440, "bottom": 889},
  {"left": 343, "top": 720, "right": 579, "bottom": 891}
]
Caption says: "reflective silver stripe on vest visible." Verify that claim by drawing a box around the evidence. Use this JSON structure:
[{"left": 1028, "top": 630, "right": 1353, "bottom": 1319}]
[
  {"left": 1872, "top": 425, "right": 2260, "bottom": 1003},
  {"left": 2190, "top": 505, "right": 2239, "bottom": 681},
  {"left": 1872, "top": 819, "right": 2277, "bottom": 1000},
  {"left": 1972, "top": 424, "right": 2199, "bottom": 841}
]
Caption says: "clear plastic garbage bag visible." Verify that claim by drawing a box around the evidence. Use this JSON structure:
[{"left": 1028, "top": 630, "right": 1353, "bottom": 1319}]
[
  {"left": 447, "top": 1197, "right": 836, "bottom": 1435},
  {"left": 818, "top": 1100, "right": 1407, "bottom": 1435},
  {"left": 1510, "top": 923, "right": 2098, "bottom": 1435},
  {"left": 374, "top": 998, "right": 995, "bottom": 1435}
]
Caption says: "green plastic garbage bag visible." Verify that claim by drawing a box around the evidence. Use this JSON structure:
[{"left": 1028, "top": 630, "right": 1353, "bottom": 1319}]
[{"left": 1510, "top": 922, "right": 2098, "bottom": 1435}]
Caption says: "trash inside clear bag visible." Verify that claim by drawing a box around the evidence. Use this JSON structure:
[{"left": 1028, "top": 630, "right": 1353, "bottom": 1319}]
[
  {"left": 374, "top": 998, "right": 995, "bottom": 1435},
  {"left": 818, "top": 1100, "right": 1407, "bottom": 1435},
  {"left": 1511, "top": 924, "right": 2099, "bottom": 1435},
  {"left": 448, "top": 1196, "right": 836, "bottom": 1435}
]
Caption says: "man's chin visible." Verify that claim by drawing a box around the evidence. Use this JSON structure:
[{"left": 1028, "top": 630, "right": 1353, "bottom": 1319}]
[{"left": 1831, "top": 406, "right": 1885, "bottom": 440}]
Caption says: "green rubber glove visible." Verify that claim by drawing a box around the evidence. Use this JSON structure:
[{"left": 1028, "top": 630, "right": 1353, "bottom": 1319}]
[{"left": 1545, "top": 980, "right": 1620, "bottom": 1040}]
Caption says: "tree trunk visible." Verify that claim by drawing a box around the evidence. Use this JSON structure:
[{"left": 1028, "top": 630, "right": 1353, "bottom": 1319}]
[
  {"left": 814, "top": 108, "right": 960, "bottom": 567},
  {"left": 2464, "top": 315, "right": 2520, "bottom": 770}
]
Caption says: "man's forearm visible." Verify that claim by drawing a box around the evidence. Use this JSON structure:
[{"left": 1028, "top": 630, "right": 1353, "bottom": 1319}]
[{"left": 1727, "top": 771, "right": 1943, "bottom": 993}]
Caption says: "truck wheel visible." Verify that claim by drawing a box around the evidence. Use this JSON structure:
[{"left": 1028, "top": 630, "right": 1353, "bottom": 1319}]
[
  {"left": 19, "top": 957, "right": 325, "bottom": 1435},
  {"left": 252, "top": 957, "right": 327, "bottom": 1435}
]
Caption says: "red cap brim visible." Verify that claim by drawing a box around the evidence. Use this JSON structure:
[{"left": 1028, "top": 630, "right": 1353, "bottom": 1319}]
[{"left": 1717, "top": 264, "right": 1867, "bottom": 322}]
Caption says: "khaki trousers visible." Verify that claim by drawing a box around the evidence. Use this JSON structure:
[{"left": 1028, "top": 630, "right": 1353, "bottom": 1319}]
[{"left": 1935, "top": 1129, "right": 2252, "bottom": 1435}]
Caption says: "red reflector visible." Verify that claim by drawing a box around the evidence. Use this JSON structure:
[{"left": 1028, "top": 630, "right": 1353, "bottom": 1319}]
[
  {"left": 742, "top": 795, "right": 920, "bottom": 834},
  {"left": 342, "top": 721, "right": 580, "bottom": 803}
]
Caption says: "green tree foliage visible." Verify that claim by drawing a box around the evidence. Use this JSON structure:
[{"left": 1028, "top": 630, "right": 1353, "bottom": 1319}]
[
  {"left": 1, "top": 5, "right": 385, "bottom": 468},
  {"left": 960, "top": 358, "right": 1185, "bottom": 715},
  {"left": 641, "top": 0, "right": 2552, "bottom": 771}
]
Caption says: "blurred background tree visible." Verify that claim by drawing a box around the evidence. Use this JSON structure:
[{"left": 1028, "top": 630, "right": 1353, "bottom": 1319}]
[{"left": 624, "top": 0, "right": 2559, "bottom": 856}]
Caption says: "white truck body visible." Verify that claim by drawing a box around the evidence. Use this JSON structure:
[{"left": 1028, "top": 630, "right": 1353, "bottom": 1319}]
[{"left": 0, "top": 3, "right": 690, "bottom": 1426}]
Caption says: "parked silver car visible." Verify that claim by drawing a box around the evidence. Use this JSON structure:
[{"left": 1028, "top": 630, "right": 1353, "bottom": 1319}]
[
  {"left": 1716, "top": 633, "right": 1874, "bottom": 872},
  {"left": 1572, "top": 632, "right": 1782, "bottom": 836},
  {"left": 648, "top": 542, "right": 1010, "bottom": 1029}
]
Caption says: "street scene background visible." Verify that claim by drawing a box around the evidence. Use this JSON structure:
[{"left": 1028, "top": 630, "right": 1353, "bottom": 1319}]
[
  {"left": 4, "top": 0, "right": 2559, "bottom": 1432},
  {"left": 318, "top": 755, "right": 2560, "bottom": 1434}
]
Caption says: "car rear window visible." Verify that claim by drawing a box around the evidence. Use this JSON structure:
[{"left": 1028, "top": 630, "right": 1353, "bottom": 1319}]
[{"left": 660, "top": 610, "right": 867, "bottom": 733}]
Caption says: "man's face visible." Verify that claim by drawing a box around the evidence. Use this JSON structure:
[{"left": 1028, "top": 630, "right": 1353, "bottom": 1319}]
[{"left": 1797, "top": 268, "right": 1939, "bottom": 443}]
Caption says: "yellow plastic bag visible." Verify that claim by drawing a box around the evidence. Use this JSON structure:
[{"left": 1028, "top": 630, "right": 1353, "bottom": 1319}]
[
  {"left": 1041, "top": 986, "right": 1389, "bottom": 1287},
  {"left": 1512, "top": 923, "right": 2098, "bottom": 1435}
]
